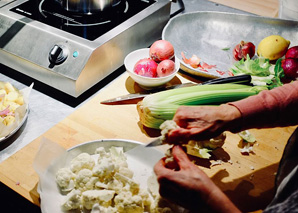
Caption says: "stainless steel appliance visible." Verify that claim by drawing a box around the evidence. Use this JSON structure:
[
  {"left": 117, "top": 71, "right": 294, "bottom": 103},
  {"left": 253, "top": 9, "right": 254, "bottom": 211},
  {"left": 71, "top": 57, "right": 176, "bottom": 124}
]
[
  {"left": 57, "top": 0, "right": 122, "bottom": 14},
  {"left": 0, "top": 0, "right": 171, "bottom": 97}
]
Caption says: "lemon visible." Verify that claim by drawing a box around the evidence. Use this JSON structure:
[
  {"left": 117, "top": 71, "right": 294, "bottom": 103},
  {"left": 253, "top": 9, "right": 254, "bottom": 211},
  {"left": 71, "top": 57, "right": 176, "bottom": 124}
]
[{"left": 257, "top": 35, "right": 290, "bottom": 60}]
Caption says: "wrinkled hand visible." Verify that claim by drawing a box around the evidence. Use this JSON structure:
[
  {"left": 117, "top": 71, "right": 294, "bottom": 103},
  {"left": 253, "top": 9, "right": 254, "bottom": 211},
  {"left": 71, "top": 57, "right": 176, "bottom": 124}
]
[
  {"left": 167, "top": 104, "right": 242, "bottom": 144},
  {"left": 154, "top": 145, "right": 240, "bottom": 213}
]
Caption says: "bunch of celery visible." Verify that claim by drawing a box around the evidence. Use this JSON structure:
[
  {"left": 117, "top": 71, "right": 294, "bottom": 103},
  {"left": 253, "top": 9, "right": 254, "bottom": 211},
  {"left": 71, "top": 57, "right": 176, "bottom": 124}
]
[{"left": 137, "top": 83, "right": 267, "bottom": 129}]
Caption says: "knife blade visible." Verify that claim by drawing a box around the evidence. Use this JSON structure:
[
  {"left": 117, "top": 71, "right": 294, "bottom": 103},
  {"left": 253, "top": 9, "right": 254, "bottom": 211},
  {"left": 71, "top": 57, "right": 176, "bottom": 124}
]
[
  {"left": 145, "top": 137, "right": 163, "bottom": 147},
  {"left": 100, "top": 74, "right": 251, "bottom": 105},
  {"left": 100, "top": 82, "right": 195, "bottom": 105}
]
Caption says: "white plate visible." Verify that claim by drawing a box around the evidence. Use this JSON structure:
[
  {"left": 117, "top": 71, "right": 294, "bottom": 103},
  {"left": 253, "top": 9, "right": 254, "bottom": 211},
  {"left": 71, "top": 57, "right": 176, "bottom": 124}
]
[{"left": 38, "top": 139, "right": 164, "bottom": 213}]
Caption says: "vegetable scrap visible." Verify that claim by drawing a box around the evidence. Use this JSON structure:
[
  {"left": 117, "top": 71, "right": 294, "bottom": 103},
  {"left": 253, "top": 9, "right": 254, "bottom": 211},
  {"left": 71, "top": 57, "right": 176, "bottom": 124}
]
[
  {"left": 181, "top": 52, "right": 201, "bottom": 68},
  {"left": 250, "top": 174, "right": 254, "bottom": 181},
  {"left": 238, "top": 130, "right": 257, "bottom": 155},
  {"left": 160, "top": 120, "right": 226, "bottom": 159},
  {"left": 221, "top": 47, "right": 231, "bottom": 51},
  {"left": 210, "top": 160, "right": 224, "bottom": 167},
  {"left": 181, "top": 52, "right": 226, "bottom": 75},
  {"left": 238, "top": 130, "right": 256, "bottom": 143},
  {"left": 240, "top": 143, "right": 254, "bottom": 154}
]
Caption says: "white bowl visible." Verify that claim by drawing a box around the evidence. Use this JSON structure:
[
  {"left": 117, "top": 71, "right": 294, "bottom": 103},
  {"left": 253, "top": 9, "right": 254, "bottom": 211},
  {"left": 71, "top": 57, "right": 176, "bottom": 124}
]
[{"left": 124, "top": 48, "right": 180, "bottom": 89}]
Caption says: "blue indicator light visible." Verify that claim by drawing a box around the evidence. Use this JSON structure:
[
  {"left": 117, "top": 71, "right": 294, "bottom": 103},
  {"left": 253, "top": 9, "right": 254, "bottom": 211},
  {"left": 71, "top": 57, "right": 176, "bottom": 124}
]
[{"left": 73, "top": 51, "right": 79, "bottom": 58}]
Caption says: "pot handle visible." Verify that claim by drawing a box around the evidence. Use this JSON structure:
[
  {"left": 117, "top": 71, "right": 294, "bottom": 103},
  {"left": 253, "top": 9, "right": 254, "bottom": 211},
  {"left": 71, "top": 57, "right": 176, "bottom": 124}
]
[{"left": 170, "top": 0, "right": 185, "bottom": 18}]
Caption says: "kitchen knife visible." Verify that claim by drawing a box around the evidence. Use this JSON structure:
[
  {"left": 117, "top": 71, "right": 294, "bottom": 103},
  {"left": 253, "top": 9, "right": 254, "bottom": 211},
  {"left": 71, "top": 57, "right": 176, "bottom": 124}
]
[
  {"left": 100, "top": 74, "right": 251, "bottom": 105},
  {"left": 145, "top": 137, "right": 163, "bottom": 147}
]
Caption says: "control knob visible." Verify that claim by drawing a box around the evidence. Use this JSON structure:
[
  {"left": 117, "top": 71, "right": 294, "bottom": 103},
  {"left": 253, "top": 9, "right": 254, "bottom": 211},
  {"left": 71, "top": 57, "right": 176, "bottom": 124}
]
[{"left": 49, "top": 44, "right": 69, "bottom": 65}]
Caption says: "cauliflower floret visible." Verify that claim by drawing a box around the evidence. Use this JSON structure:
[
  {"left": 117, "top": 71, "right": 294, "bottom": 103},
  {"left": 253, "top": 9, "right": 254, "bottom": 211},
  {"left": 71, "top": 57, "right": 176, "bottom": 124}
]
[
  {"left": 91, "top": 203, "right": 118, "bottom": 213},
  {"left": 55, "top": 168, "right": 76, "bottom": 191},
  {"left": 94, "top": 180, "right": 108, "bottom": 190},
  {"left": 114, "top": 191, "right": 143, "bottom": 213},
  {"left": 160, "top": 120, "right": 180, "bottom": 143},
  {"left": 75, "top": 169, "right": 98, "bottom": 191},
  {"left": 114, "top": 172, "right": 140, "bottom": 195},
  {"left": 139, "top": 188, "right": 152, "bottom": 211},
  {"left": 110, "top": 147, "right": 129, "bottom": 171},
  {"left": 147, "top": 175, "right": 160, "bottom": 199},
  {"left": 92, "top": 157, "right": 115, "bottom": 180},
  {"left": 61, "top": 189, "right": 81, "bottom": 211},
  {"left": 118, "top": 167, "right": 134, "bottom": 179},
  {"left": 95, "top": 147, "right": 111, "bottom": 159},
  {"left": 106, "top": 178, "right": 124, "bottom": 194},
  {"left": 70, "top": 153, "right": 95, "bottom": 173},
  {"left": 81, "top": 190, "right": 115, "bottom": 210}
]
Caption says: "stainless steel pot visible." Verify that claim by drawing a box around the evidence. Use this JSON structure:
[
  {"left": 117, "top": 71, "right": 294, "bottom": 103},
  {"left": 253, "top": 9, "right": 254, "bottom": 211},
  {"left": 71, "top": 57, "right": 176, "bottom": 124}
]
[{"left": 59, "top": 0, "right": 122, "bottom": 14}]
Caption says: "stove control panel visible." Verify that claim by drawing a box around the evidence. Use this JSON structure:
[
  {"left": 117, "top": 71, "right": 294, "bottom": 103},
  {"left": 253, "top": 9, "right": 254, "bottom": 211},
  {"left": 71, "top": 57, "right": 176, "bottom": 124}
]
[{"left": 49, "top": 44, "right": 69, "bottom": 66}]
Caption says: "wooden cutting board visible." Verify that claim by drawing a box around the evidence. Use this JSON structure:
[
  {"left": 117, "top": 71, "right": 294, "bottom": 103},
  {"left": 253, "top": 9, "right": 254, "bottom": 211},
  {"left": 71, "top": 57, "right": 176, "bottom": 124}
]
[
  {"left": 0, "top": 71, "right": 296, "bottom": 212},
  {"left": 208, "top": 0, "right": 279, "bottom": 17}
]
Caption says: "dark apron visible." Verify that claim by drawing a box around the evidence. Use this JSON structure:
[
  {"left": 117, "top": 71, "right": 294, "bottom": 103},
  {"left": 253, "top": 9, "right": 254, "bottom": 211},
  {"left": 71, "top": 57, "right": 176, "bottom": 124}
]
[{"left": 264, "top": 127, "right": 298, "bottom": 212}]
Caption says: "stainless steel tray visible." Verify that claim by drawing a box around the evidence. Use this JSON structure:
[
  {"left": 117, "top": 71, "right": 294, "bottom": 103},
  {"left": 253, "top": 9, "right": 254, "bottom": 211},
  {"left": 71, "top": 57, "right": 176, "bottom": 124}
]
[{"left": 162, "top": 11, "right": 298, "bottom": 78}]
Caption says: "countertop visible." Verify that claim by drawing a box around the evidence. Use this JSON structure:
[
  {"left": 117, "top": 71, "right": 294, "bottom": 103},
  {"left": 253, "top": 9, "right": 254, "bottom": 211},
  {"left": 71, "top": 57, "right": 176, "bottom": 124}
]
[
  {"left": 0, "top": 0, "right": 285, "bottom": 212},
  {"left": 0, "top": 0, "right": 251, "bottom": 164}
]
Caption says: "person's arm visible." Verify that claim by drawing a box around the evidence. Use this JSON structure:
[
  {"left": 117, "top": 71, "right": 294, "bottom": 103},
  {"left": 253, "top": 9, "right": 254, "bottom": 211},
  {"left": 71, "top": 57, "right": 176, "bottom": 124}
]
[
  {"left": 167, "top": 81, "right": 298, "bottom": 143},
  {"left": 154, "top": 145, "right": 241, "bottom": 213},
  {"left": 230, "top": 80, "right": 298, "bottom": 130}
]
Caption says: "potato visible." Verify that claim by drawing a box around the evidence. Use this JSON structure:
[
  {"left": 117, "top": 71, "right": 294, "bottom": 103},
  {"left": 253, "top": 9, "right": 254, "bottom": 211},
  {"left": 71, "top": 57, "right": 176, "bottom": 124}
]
[
  {"left": 3, "top": 115, "right": 15, "bottom": 126},
  {"left": 7, "top": 91, "right": 19, "bottom": 102},
  {"left": 4, "top": 82, "right": 16, "bottom": 93}
]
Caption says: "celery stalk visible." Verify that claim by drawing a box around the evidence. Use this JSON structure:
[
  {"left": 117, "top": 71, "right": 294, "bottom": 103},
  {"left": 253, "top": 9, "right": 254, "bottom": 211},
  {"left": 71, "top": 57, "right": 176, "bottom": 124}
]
[{"left": 137, "top": 83, "right": 267, "bottom": 129}]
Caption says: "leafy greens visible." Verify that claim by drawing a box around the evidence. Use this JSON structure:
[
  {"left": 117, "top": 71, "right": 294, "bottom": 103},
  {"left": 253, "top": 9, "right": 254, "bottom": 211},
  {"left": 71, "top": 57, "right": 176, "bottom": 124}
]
[{"left": 229, "top": 55, "right": 284, "bottom": 89}]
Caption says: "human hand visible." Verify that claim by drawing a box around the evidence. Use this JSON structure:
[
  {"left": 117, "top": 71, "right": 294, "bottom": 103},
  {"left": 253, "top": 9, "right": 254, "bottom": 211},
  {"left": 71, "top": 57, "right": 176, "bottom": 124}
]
[
  {"left": 167, "top": 104, "right": 242, "bottom": 144},
  {"left": 154, "top": 145, "right": 240, "bottom": 213}
]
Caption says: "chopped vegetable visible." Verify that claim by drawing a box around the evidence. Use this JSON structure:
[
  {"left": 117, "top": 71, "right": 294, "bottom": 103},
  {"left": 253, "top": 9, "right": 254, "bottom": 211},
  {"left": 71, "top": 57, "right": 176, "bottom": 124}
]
[
  {"left": 0, "top": 82, "right": 24, "bottom": 126},
  {"left": 160, "top": 120, "right": 226, "bottom": 159},
  {"left": 137, "top": 83, "right": 267, "bottom": 129},
  {"left": 238, "top": 130, "right": 256, "bottom": 143},
  {"left": 240, "top": 143, "right": 254, "bottom": 154},
  {"left": 185, "top": 146, "right": 212, "bottom": 159}
]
